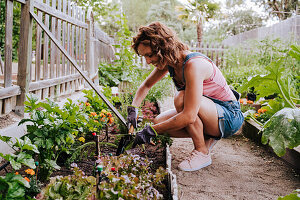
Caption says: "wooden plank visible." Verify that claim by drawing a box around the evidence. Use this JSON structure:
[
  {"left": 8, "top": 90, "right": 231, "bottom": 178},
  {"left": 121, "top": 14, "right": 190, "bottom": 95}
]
[
  {"left": 50, "top": 0, "right": 56, "bottom": 79},
  {"left": 33, "top": 0, "right": 88, "bottom": 29},
  {"left": 31, "top": 11, "right": 127, "bottom": 126},
  {"left": 65, "top": 0, "right": 71, "bottom": 93},
  {"left": 61, "top": 0, "right": 67, "bottom": 76},
  {"left": 0, "top": 85, "right": 21, "bottom": 99},
  {"left": 35, "top": 9, "right": 43, "bottom": 81},
  {"left": 78, "top": 7, "right": 82, "bottom": 70},
  {"left": 16, "top": 0, "right": 33, "bottom": 116},
  {"left": 42, "top": 87, "right": 49, "bottom": 99},
  {"left": 0, "top": 52, "right": 4, "bottom": 74},
  {"left": 71, "top": 3, "right": 75, "bottom": 74},
  {"left": 29, "top": 73, "right": 83, "bottom": 91},
  {"left": 15, "top": 0, "right": 26, "bottom": 4},
  {"left": 43, "top": 0, "right": 50, "bottom": 80},
  {"left": 4, "top": 98, "right": 12, "bottom": 114},
  {"left": 49, "top": 0, "right": 57, "bottom": 97},
  {"left": 60, "top": 0, "right": 67, "bottom": 95},
  {"left": 0, "top": 100, "right": 3, "bottom": 115},
  {"left": 4, "top": 0, "right": 13, "bottom": 88},
  {"left": 56, "top": 0, "right": 61, "bottom": 78},
  {"left": 75, "top": 6, "right": 79, "bottom": 71},
  {"left": 55, "top": 0, "right": 62, "bottom": 96}
]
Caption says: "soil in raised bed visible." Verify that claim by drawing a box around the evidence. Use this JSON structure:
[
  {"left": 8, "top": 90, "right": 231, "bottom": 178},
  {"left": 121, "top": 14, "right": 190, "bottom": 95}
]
[{"left": 0, "top": 132, "right": 169, "bottom": 200}]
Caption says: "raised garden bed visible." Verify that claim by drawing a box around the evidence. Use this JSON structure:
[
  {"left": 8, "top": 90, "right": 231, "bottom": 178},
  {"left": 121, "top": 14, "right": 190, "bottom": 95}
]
[
  {"left": 0, "top": 90, "right": 174, "bottom": 200},
  {"left": 242, "top": 119, "right": 300, "bottom": 172}
]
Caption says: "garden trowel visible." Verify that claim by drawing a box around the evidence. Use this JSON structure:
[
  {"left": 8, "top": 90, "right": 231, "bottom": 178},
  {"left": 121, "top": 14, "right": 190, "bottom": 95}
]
[
  {"left": 116, "top": 116, "right": 143, "bottom": 156},
  {"left": 116, "top": 123, "right": 135, "bottom": 156}
]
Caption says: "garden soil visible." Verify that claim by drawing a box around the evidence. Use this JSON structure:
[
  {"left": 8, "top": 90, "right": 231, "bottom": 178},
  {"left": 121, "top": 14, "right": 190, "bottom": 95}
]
[{"left": 170, "top": 134, "right": 300, "bottom": 200}]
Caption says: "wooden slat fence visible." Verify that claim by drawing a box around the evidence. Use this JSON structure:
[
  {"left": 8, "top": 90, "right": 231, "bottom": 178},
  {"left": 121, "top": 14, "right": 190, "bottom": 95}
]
[
  {"left": 189, "top": 42, "right": 228, "bottom": 68},
  {"left": 0, "top": 0, "right": 115, "bottom": 116}
]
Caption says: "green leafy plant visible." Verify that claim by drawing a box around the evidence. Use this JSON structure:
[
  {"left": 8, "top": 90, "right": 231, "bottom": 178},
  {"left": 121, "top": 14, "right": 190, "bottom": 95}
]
[
  {"left": 277, "top": 189, "right": 300, "bottom": 200},
  {"left": 239, "top": 44, "right": 300, "bottom": 157},
  {"left": 0, "top": 135, "right": 39, "bottom": 170},
  {"left": 98, "top": 13, "right": 142, "bottom": 87},
  {"left": 97, "top": 153, "right": 167, "bottom": 199},
  {"left": 0, "top": 173, "right": 32, "bottom": 200},
  {"left": 18, "top": 94, "right": 84, "bottom": 181},
  {"left": 238, "top": 45, "right": 298, "bottom": 109},
  {"left": 42, "top": 167, "right": 96, "bottom": 200},
  {"left": 261, "top": 108, "right": 300, "bottom": 157}
]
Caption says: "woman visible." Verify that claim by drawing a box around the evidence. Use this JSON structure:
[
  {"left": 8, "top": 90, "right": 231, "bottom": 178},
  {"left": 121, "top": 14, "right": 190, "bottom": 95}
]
[{"left": 127, "top": 22, "right": 244, "bottom": 172}]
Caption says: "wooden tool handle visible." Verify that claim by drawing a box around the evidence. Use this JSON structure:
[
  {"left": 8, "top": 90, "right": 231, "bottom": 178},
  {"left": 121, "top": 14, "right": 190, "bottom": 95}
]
[
  {"left": 128, "top": 125, "right": 134, "bottom": 135},
  {"left": 128, "top": 115, "right": 138, "bottom": 134}
]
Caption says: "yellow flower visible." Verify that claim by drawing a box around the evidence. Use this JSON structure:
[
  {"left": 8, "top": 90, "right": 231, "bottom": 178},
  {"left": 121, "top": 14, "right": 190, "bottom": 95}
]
[
  {"left": 78, "top": 137, "right": 85, "bottom": 143},
  {"left": 25, "top": 169, "right": 35, "bottom": 175}
]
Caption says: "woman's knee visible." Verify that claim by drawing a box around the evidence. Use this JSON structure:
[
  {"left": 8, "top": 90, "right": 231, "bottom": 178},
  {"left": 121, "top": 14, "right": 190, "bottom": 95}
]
[{"left": 174, "top": 91, "right": 184, "bottom": 113}]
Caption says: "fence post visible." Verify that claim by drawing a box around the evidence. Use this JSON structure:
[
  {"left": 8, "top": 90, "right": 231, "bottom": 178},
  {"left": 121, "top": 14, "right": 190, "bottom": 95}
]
[
  {"left": 16, "top": 0, "right": 33, "bottom": 116},
  {"left": 86, "top": 8, "right": 96, "bottom": 84},
  {"left": 4, "top": 0, "right": 13, "bottom": 88}
]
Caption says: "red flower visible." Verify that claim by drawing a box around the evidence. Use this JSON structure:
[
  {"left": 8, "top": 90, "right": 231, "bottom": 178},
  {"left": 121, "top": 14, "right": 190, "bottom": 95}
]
[{"left": 92, "top": 132, "right": 96, "bottom": 136}]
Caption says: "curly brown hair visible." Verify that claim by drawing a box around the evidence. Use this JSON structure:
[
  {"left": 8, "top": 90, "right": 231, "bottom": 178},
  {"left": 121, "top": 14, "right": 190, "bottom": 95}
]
[{"left": 132, "top": 22, "right": 189, "bottom": 66}]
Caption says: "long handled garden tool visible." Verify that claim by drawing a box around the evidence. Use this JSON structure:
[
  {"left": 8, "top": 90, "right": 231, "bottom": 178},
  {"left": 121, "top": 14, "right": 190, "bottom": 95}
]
[{"left": 116, "top": 123, "right": 135, "bottom": 156}]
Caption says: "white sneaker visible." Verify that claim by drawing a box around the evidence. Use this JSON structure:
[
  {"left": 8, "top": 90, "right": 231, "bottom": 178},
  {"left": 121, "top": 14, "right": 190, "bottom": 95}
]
[{"left": 178, "top": 150, "right": 212, "bottom": 172}]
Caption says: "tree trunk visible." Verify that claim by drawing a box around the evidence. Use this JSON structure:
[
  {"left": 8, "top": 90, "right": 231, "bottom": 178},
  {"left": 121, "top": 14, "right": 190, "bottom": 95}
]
[{"left": 196, "top": 19, "right": 202, "bottom": 48}]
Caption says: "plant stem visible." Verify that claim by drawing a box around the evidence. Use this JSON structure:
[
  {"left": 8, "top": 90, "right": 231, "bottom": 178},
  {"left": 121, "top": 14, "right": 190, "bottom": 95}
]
[
  {"left": 249, "top": 115, "right": 264, "bottom": 127},
  {"left": 276, "top": 79, "right": 296, "bottom": 109}
]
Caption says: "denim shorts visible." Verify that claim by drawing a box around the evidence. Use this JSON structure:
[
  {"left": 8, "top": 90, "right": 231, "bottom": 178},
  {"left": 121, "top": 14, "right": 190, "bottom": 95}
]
[{"left": 206, "top": 96, "right": 244, "bottom": 139}]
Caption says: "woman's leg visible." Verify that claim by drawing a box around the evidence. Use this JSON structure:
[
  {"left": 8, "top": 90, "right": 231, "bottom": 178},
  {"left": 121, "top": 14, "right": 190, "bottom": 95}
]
[{"left": 154, "top": 91, "right": 221, "bottom": 154}]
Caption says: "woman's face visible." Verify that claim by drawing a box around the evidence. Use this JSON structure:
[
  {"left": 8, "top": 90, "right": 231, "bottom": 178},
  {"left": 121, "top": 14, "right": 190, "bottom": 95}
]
[{"left": 137, "top": 43, "right": 166, "bottom": 70}]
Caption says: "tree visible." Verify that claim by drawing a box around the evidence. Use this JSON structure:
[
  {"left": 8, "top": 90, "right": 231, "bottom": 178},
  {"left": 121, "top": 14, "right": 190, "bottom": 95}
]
[
  {"left": 176, "top": 0, "right": 219, "bottom": 47},
  {"left": 121, "top": 0, "right": 161, "bottom": 31},
  {"left": 203, "top": 1, "right": 266, "bottom": 43},
  {"left": 76, "top": 0, "right": 121, "bottom": 36},
  {"left": 146, "top": 1, "right": 196, "bottom": 43},
  {"left": 252, "top": 0, "right": 298, "bottom": 20}
]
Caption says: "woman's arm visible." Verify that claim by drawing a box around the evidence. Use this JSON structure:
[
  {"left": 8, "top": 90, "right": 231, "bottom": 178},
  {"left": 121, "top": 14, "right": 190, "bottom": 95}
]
[
  {"left": 152, "top": 58, "right": 213, "bottom": 133},
  {"left": 132, "top": 67, "right": 168, "bottom": 107}
]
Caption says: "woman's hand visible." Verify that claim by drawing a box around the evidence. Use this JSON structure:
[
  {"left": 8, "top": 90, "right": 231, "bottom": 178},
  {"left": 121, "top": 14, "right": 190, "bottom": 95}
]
[
  {"left": 133, "top": 125, "right": 157, "bottom": 147},
  {"left": 127, "top": 106, "right": 138, "bottom": 128}
]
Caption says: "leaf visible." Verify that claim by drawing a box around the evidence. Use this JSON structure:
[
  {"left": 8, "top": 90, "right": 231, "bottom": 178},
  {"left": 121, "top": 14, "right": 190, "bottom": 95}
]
[
  {"left": 45, "top": 159, "right": 61, "bottom": 170},
  {"left": 6, "top": 182, "right": 26, "bottom": 198},
  {"left": 9, "top": 159, "right": 22, "bottom": 170},
  {"left": 0, "top": 135, "right": 12, "bottom": 143},
  {"left": 262, "top": 108, "right": 300, "bottom": 157},
  {"left": 22, "top": 136, "right": 39, "bottom": 153},
  {"left": 16, "top": 152, "right": 36, "bottom": 169},
  {"left": 11, "top": 174, "right": 31, "bottom": 188}
]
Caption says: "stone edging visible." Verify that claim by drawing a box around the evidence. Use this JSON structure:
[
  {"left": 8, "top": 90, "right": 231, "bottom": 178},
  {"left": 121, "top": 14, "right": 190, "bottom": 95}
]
[{"left": 166, "top": 144, "right": 178, "bottom": 200}]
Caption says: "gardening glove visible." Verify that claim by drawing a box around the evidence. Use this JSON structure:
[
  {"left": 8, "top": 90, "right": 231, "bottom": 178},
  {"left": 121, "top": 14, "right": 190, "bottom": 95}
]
[
  {"left": 133, "top": 125, "right": 157, "bottom": 147},
  {"left": 127, "top": 105, "right": 138, "bottom": 129}
]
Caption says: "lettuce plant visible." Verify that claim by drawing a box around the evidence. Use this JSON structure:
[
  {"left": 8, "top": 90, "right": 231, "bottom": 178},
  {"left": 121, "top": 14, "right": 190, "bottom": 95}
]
[
  {"left": 97, "top": 153, "right": 167, "bottom": 200},
  {"left": 41, "top": 167, "right": 96, "bottom": 200}
]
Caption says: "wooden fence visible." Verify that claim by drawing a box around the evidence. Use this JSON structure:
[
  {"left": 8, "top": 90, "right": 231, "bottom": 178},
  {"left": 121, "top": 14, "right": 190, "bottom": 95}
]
[
  {"left": 188, "top": 42, "right": 228, "bottom": 67},
  {"left": 0, "top": 0, "right": 115, "bottom": 116}
]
